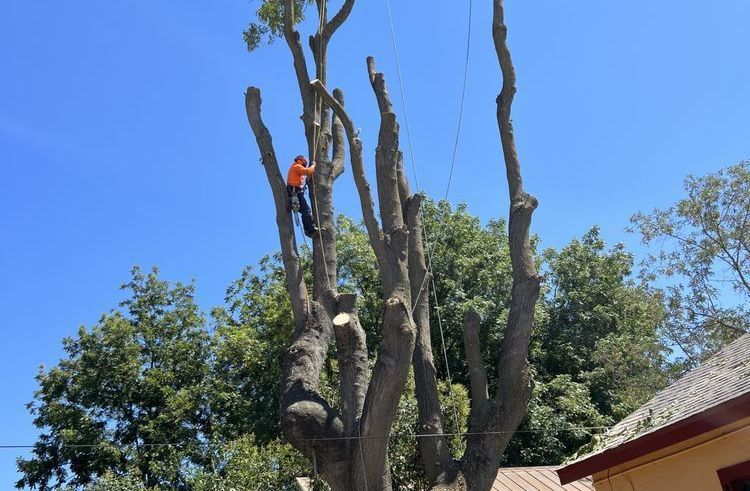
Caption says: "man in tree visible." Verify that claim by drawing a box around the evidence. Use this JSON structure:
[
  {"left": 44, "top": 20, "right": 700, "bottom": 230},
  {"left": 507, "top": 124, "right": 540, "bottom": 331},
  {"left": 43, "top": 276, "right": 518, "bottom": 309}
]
[
  {"left": 286, "top": 154, "right": 318, "bottom": 237},
  {"left": 244, "top": 0, "right": 541, "bottom": 487}
]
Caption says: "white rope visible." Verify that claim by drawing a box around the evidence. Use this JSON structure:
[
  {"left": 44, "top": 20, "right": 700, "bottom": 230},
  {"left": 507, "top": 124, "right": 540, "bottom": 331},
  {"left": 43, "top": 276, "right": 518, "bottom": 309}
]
[{"left": 309, "top": 0, "right": 333, "bottom": 292}]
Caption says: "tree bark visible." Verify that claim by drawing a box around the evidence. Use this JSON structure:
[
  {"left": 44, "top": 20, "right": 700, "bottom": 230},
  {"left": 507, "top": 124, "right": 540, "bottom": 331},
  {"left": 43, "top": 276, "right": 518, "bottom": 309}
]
[
  {"left": 461, "top": 2, "right": 540, "bottom": 489},
  {"left": 247, "top": 1, "right": 540, "bottom": 488},
  {"left": 245, "top": 87, "right": 309, "bottom": 330}
]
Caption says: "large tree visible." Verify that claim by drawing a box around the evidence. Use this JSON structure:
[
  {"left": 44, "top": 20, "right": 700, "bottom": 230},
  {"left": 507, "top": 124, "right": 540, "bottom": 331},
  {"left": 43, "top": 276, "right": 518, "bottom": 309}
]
[
  {"left": 17, "top": 268, "right": 213, "bottom": 490},
  {"left": 630, "top": 161, "right": 750, "bottom": 364},
  {"left": 244, "top": 0, "right": 540, "bottom": 489}
]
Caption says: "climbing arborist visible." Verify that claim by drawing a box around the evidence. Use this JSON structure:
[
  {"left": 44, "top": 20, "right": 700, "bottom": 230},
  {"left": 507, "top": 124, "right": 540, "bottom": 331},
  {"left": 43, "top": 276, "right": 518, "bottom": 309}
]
[{"left": 286, "top": 155, "right": 319, "bottom": 237}]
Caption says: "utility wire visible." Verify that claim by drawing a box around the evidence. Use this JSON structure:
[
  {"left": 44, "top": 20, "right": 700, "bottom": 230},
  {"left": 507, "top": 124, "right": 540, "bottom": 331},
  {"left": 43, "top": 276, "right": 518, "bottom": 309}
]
[
  {"left": 383, "top": 0, "right": 473, "bottom": 439},
  {"left": 0, "top": 425, "right": 613, "bottom": 449}
]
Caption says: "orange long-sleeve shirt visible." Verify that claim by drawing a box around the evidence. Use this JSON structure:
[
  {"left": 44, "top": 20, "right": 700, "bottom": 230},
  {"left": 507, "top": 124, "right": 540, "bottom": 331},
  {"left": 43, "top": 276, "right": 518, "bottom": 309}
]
[{"left": 287, "top": 161, "right": 315, "bottom": 188}]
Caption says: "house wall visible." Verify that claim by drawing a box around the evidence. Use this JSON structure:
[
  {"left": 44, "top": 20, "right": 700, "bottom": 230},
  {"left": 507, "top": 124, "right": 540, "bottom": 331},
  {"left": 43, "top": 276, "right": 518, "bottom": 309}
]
[{"left": 592, "top": 419, "right": 750, "bottom": 491}]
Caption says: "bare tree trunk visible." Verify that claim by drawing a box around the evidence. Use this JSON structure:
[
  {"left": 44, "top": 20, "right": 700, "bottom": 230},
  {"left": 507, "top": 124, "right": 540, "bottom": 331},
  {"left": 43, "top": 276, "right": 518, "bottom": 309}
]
[
  {"left": 460, "top": 1, "right": 541, "bottom": 490},
  {"left": 313, "top": 58, "right": 424, "bottom": 490},
  {"left": 246, "top": 1, "right": 539, "bottom": 488}
]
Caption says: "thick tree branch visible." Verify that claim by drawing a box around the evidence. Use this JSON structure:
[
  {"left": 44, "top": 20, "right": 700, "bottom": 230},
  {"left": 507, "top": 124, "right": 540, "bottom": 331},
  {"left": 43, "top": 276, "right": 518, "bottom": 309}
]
[
  {"left": 463, "top": 309, "right": 488, "bottom": 420},
  {"left": 357, "top": 296, "right": 415, "bottom": 489},
  {"left": 332, "top": 293, "right": 369, "bottom": 439},
  {"left": 323, "top": 0, "right": 355, "bottom": 41},
  {"left": 462, "top": 3, "right": 540, "bottom": 490},
  {"left": 367, "top": 56, "right": 394, "bottom": 116},
  {"left": 245, "top": 87, "right": 309, "bottom": 328},
  {"left": 311, "top": 79, "right": 387, "bottom": 269},
  {"left": 407, "top": 195, "right": 456, "bottom": 483},
  {"left": 350, "top": 57, "right": 416, "bottom": 490},
  {"left": 492, "top": 0, "right": 539, "bottom": 409},
  {"left": 331, "top": 89, "right": 346, "bottom": 179},
  {"left": 281, "top": 301, "right": 348, "bottom": 486},
  {"left": 367, "top": 57, "right": 409, "bottom": 295},
  {"left": 283, "top": 0, "right": 314, "bottom": 127}
]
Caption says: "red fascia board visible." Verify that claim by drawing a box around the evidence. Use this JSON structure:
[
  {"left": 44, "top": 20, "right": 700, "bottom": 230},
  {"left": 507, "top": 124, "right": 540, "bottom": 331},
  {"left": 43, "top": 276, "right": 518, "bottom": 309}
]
[
  {"left": 717, "top": 459, "right": 750, "bottom": 486},
  {"left": 557, "top": 392, "right": 750, "bottom": 485}
]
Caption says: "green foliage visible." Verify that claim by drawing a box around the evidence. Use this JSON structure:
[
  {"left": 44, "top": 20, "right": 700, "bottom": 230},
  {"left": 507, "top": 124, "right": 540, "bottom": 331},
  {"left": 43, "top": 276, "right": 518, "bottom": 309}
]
[
  {"left": 209, "top": 258, "right": 293, "bottom": 444},
  {"left": 421, "top": 200, "right": 519, "bottom": 390},
  {"left": 192, "top": 436, "right": 313, "bottom": 491},
  {"left": 503, "top": 375, "right": 609, "bottom": 466},
  {"left": 630, "top": 161, "right": 750, "bottom": 363},
  {"left": 18, "top": 267, "right": 212, "bottom": 490},
  {"left": 243, "top": 0, "right": 312, "bottom": 51},
  {"left": 75, "top": 471, "right": 154, "bottom": 491},
  {"left": 504, "top": 227, "right": 669, "bottom": 465},
  {"left": 388, "top": 373, "right": 469, "bottom": 491}
]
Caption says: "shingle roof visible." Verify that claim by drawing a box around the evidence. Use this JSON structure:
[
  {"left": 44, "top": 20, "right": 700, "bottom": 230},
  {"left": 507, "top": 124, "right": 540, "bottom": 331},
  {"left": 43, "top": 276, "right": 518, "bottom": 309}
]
[
  {"left": 569, "top": 332, "right": 750, "bottom": 461},
  {"left": 493, "top": 466, "right": 593, "bottom": 490}
]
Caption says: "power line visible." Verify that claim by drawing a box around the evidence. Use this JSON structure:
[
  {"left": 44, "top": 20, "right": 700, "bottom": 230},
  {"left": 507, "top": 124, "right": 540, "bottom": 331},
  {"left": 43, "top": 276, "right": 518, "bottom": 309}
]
[
  {"left": 445, "top": 0, "right": 472, "bottom": 201},
  {"left": 0, "top": 425, "right": 613, "bottom": 449},
  {"left": 383, "top": 0, "right": 473, "bottom": 439}
]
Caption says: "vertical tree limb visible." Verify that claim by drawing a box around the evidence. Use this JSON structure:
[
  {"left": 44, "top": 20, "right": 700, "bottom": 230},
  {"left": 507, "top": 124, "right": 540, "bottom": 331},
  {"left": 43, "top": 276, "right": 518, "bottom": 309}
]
[
  {"left": 310, "top": 79, "right": 387, "bottom": 269},
  {"left": 491, "top": 0, "right": 539, "bottom": 414},
  {"left": 245, "top": 87, "right": 309, "bottom": 328},
  {"left": 332, "top": 293, "right": 369, "bottom": 439},
  {"left": 463, "top": 309, "right": 488, "bottom": 423},
  {"left": 331, "top": 89, "right": 346, "bottom": 179},
  {"left": 407, "top": 195, "right": 456, "bottom": 483},
  {"left": 462, "top": 2, "right": 540, "bottom": 489}
]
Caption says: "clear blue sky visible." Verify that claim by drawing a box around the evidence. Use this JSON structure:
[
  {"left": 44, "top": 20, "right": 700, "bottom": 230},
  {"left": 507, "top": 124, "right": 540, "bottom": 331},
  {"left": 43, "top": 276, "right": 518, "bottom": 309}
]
[{"left": 1, "top": 0, "right": 748, "bottom": 486}]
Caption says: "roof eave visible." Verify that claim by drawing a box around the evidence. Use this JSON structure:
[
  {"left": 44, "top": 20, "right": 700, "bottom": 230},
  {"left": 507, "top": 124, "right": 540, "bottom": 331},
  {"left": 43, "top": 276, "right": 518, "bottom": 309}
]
[{"left": 557, "top": 391, "right": 750, "bottom": 485}]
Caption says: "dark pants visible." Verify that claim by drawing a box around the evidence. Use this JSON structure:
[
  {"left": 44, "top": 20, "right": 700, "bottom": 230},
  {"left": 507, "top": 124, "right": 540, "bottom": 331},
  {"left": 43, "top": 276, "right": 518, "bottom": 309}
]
[{"left": 288, "top": 185, "right": 316, "bottom": 235}]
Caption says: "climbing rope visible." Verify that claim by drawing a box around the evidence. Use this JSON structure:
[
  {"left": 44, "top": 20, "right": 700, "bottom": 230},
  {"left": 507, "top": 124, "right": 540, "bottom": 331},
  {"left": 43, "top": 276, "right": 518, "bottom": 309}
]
[
  {"left": 309, "top": 0, "right": 333, "bottom": 293},
  {"left": 310, "top": 3, "right": 371, "bottom": 487}
]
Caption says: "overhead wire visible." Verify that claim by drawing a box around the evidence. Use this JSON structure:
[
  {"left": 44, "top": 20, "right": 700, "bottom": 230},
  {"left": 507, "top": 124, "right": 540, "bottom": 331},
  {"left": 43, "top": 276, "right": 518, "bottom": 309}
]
[
  {"left": 0, "top": 425, "right": 614, "bottom": 449},
  {"left": 383, "top": 0, "right": 473, "bottom": 440}
]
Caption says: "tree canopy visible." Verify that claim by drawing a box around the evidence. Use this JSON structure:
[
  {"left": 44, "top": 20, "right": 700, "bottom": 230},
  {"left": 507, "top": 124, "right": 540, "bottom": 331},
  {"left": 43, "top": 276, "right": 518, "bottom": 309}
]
[
  {"left": 630, "top": 161, "right": 750, "bottom": 364},
  {"left": 19, "top": 202, "right": 675, "bottom": 490}
]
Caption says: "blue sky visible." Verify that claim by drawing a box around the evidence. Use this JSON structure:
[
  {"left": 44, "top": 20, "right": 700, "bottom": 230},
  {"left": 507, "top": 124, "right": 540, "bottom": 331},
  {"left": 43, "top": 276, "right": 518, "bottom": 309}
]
[{"left": 1, "top": 0, "right": 749, "bottom": 486}]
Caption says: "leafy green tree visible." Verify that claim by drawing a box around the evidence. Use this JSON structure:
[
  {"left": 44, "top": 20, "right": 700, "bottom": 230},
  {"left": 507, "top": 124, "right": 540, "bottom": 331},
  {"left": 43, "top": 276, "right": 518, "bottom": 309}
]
[
  {"left": 243, "top": 0, "right": 311, "bottom": 51},
  {"left": 422, "top": 200, "right": 517, "bottom": 389},
  {"left": 208, "top": 258, "right": 293, "bottom": 445},
  {"left": 630, "top": 161, "right": 750, "bottom": 364},
  {"left": 504, "top": 227, "right": 669, "bottom": 465},
  {"left": 72, "top": 472, "right": 153, "bottom": 491},
  {"left": 388, "top": 373, "right": 469, "bottom": 491},
  {"left": 18, "top": 268, "right": 212, "bottom": 490},
  {"left": 191, "top": 436, "right": 311, "bottom": 491}
]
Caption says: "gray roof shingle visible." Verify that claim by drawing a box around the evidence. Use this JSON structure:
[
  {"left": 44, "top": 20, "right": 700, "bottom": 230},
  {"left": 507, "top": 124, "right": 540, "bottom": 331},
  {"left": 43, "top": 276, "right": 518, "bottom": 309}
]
[{"left": 566, "top": 332, "right": 750, "bottom": 462}]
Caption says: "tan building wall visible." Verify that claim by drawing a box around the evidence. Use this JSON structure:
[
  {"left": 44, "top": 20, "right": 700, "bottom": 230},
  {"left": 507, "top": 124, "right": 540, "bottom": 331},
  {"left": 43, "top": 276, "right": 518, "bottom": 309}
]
[{"left": 592, "top": 417, "right": 750, "bottom": 491}]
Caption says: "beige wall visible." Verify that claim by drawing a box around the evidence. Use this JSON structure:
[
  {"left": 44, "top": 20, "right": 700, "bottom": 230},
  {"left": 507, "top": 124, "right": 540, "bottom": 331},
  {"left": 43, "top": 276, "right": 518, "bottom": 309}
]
[{"left": 592, "top": 419, "right": 750, "bottom": 491}]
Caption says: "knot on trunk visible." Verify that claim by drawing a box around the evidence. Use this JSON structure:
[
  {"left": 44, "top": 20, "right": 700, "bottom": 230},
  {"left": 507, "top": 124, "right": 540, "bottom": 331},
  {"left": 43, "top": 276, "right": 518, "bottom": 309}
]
[{"left": 511, "top": 192, "right": 538, "bottom": 213}]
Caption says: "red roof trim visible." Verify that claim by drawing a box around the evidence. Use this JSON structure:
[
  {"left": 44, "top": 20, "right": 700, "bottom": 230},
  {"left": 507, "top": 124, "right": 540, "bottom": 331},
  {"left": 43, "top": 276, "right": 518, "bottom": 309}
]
[
  {"left": 717, "top": 459, "right": 750, "bottom": 486},
  {"left": 557, "top": 392, "right": 750, "bottom": 485}
]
